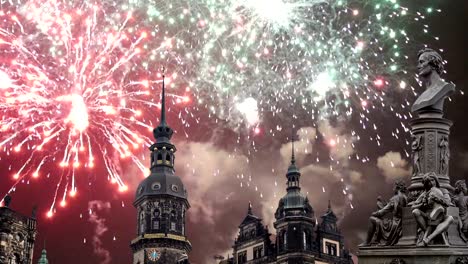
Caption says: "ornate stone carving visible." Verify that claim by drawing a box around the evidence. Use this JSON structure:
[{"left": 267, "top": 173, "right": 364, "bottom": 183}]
[
  {"left": 360, "top": 180, "right": 407, "bottom": 246},
  {"left": 388, "top": 259, "right": 406, "bottom": 264},
  {"left": 453, "top": 180, "right": 468, "bottom": 242},
  {"left": 454, "top": 256, "right": 468, "bottom": 264},
  {"left": 410, "top": 173, "right": 453, "bottom": 246},
  {"left": 426, "top": 131, "right": 436, "bottom": 172},
  {"left": 411, "top": 135, "right": 423, "bottom": 176},
  {"left": 411, "top": 48, "right": 455, "bottom": 115},
  {"left": 439, "top": 135, "right": 449, "bottom": 175}
]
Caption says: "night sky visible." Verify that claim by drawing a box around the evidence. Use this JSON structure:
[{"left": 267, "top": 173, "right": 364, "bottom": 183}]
[{"left": 1, "top": 1, "right": 468, "bottom": 264}]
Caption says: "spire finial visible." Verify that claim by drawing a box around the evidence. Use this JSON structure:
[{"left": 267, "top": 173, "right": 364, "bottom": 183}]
[
  {"left": 161, "top": 67, "right": 166, "bottom": 125},
  {"left": 291, "top": 129, "right": 296, "bottom": 164},
  {"left": 248, "top": 202, "right": 252, "bottom": 215}
]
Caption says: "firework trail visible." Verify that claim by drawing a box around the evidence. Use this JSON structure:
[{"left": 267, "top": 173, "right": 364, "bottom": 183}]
[{"left": 0, "top": 0, "right": 440, "bottom": 214}]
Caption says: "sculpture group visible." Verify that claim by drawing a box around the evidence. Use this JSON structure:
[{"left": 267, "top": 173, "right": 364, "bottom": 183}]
[{"left": 358, "top": 48, "right": 468, "bottom": 263}]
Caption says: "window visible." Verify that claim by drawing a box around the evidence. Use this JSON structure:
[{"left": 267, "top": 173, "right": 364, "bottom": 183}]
[
  {"left": 139, "top": 212, "right": 145, "bottom": 234},
  {"left": 237, "top": 251, "right": 247, "bottom": 264},
  {"left": 283, "top": 231, "right": 287, "bottom": 249},
  {"left": 303, "top": 231, "right": 307, "bottom": 250},
  {"left": 153, "top": 221, "right": 159, "bottom": 229},
  {"left": 165, "top": 154, "right": 171, "bottom": 165},
  {"left": 325, "top": 241, "right": 337, "bottom": 256},
  {"left": 157, "top": 153, "right": 163, "bottom": 164},
  {"left": 171, "top": 222, "right": 176, "bottom": 231},
  {"left": 253, "top": 245, "right": 263, "bottom": 259}
]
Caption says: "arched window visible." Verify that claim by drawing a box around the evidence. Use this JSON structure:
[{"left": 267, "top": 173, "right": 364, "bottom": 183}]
[
  {"left": 283, "top": 230, "right": 287, "bottom": 249},
  {"left": 303, "top": 231, "right": 307, "bottom": 250},
  {"left": 157, "top": 153, "right": 163, "bottom": 164},
  {"left": 139, "top": 212, "right": 145, "bottom": 234},
  {"left": 165, "top": 153, "right": 171, "bottom": 165},
  {"left": 170, "top": 210, "right": 176, "bottom": 231},
  {"left": 153, "top": 209, "right": 160, "bottom": 230}
]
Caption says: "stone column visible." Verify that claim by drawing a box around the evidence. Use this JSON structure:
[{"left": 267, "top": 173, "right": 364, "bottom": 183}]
[{"left": 408, "top": 111, "right": 453, "bottom": 201}]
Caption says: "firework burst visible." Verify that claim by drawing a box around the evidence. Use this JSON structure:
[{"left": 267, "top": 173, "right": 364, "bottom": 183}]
[{"left": 0, "top": 0, "right": 440, "bottom": 215}]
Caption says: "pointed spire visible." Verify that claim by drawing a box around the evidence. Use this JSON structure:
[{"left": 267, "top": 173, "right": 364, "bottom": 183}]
[
  {"left": 291, "top": 130, "right": 296, "bottom": 165},
  {"left": 248, "top": 202, "right": 253, "bottom": 215},
  {"left": 160, "top": 69, "right": 166, "bottom": 125},
  {"left": 286, "top": 129, "right": 300, "bottom": 177},
  {"left": 152, "top": 67, "right": 174, "bottom": 142}
]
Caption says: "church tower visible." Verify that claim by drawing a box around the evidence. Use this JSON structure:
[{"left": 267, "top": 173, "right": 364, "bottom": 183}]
[
  {"left": 37, "top": 248, "right": 49, "bottom": 264},
  {"left": 130, "top": 74, "right": 191, "bottom": 264},
  {"left": 274, "top": 139, "right": 315, "bottom": 263}
]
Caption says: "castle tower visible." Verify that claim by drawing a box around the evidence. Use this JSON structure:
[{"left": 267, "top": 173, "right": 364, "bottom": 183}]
[
  {"left": 0, "top": 195, "right": 37, "bottom": 264},
  {"left": 274, "top": 139, "right": 315, "bottom": 263},
  {"left": 130, "top": 74, "right": 191, "bottom": 264}
]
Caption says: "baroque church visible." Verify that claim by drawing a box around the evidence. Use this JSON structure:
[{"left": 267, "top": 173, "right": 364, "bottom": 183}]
[
  {"left": 220, "top": 143, "right": 354, "bottom": 264},
  {"left": 130, "top": 75, "right": 191, "bottom": 264}
]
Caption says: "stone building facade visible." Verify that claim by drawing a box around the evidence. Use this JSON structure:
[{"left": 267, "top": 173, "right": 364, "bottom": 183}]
[
  {"left": 221, "top": 144, "right": 353, "bottom": 264},
  {"left": 0, "top": 196, "right": 37, "bottom": 264}
]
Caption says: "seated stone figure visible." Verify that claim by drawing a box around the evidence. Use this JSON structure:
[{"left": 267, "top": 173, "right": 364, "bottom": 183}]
[
  {"left": 361, "top": 180, "right": 407, "bottom": 246},
  {"left": 410, "top": 172, "right": 453, "bottom": 246},
  {"left": 453, "top": 180, "right": 468, "bottom": 242}
]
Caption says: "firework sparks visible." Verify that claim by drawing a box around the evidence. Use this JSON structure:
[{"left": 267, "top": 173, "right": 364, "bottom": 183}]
[{"left": 0, "top": 0, "right": 441, "bottom": 215}]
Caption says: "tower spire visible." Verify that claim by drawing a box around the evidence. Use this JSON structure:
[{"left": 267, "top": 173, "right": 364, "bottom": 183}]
[
  {"left": 152, "top": 68, "right": 174, "bottom": 142},
  {"left": 248, "top": 202, "right": 253, "bottom": 215},
  {"left": 291, "top": 129, "right": 296, "bottom": 165},
  {"left": 160, "top": 69, "right": 166, "bottom": 125}
]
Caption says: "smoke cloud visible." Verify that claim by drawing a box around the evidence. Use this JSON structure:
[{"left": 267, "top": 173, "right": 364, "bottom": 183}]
[{"left": 88, "top": 200, "right": 112, "bottom": 264}]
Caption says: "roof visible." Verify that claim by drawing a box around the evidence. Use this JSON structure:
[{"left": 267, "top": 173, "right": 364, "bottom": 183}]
[{"left": 135, "top": 170, "right": 188, "bottom": 205}]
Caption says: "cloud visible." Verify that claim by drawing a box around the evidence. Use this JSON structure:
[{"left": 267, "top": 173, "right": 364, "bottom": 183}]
[
  {"left": 88, "top": 200, "right": 112, "bottom": 264},
  {"left": 377, "top": 151, "right": 410, "bottom": 181},
  {"left": 317, "top": 120, "right": 356, "bottom": 165},
  {"left": 279, "top": 127, "right": 317, "bottom": 164}
]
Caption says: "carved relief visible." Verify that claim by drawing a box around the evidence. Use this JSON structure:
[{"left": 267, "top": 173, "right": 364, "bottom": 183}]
[
  {"left": 388, "top": 259, "right": 406, "bottom": 264},
  {"left": 454, "top": 256, "right": 468, "bottom": 264},
  {"left": 411, "top": 135, "right": 423, "bottom": 176},
  {"left": 426, "top": 132, "right": 436, "bottom": 172},
  {"left": 439, "top": 135, "right": 449, "bottom": 175}
]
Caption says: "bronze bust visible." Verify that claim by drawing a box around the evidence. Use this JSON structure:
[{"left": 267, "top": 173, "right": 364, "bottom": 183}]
[{"left": 411, "top": 48, "right": 455, "bottom": 115}]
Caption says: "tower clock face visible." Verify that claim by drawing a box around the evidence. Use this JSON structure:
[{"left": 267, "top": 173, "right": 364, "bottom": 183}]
[{"left": 147, "top": 248, "right": 161, "bottom": 262}]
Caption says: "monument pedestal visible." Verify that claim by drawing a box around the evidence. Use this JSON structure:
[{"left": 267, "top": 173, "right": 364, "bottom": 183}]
[
  {"left": 408, "top": 115, "right": 453, "bottom": 200},
  {"left": 358, "top": 246, "right": 468, "bottom": 264},
  {"left": 358, "top": 207, "right": 468, "bottom": 264}
]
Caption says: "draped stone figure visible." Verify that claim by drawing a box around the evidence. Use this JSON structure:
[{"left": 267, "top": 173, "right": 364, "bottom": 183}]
[
  {"left": 410, "top": 172, "right": 453, "bottom": 246},
  {"left": 411, "top": 135, "right": 423, "bottom": 176},
  {"left": 453, "top": 180, "right": 468, "bottom": 242},
  {"left": 361, "top": 180, "right": 408, "bottom": 246}
]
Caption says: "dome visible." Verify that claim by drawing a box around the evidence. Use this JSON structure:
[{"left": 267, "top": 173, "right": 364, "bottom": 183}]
[
  {"left": 281, "top": 190, "right": 308, "bottom": 210},
  {"left": 135, "top": 171, "right": 187, "bottom": 204},
  {"left": 275, "top": 190, "right": 314, "bottom": 219}
]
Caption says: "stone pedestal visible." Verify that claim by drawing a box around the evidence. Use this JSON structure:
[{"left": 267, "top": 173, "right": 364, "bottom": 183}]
[
  {"left": 358, "top": 207, "right": 468, "bottom": 264},
  {"left": 408, "top": 113, "right": 453, "bottom": 200},
  {"left": 358, "top": 246, "right": 468, "bottom": 264}
]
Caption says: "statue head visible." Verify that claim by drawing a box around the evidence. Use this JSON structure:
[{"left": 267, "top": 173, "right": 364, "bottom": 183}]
[
  {"left": 455, "top": 180, "right": 467, "bottom": 195},
  {"left": 422, "top": 172, "right": 440, "bottom": 190},
  {"left": 394, "top": 180, "right": 407, "bottom": 194},
  {"left": 417, "top": 48, "right": 444, "bottom": 77}
]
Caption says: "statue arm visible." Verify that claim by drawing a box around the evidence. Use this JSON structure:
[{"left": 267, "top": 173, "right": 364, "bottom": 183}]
[{"left": 373, "top": 198, "right": 396, "bottom": 217}]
